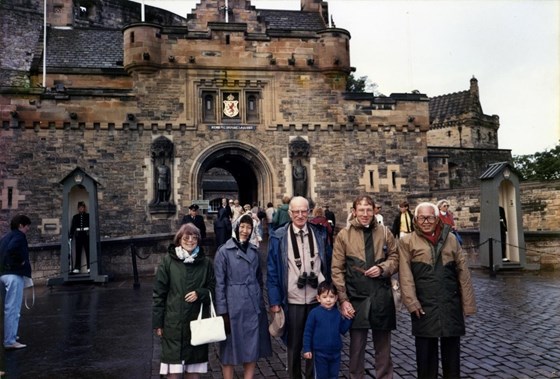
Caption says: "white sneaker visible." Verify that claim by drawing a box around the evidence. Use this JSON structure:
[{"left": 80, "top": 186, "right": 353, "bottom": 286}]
[
  {"left": 5, "top": 342, "right": 27, "bottom": 349},
  {"left": 72, "top": 269, "right": 80, "bottom": 274}
]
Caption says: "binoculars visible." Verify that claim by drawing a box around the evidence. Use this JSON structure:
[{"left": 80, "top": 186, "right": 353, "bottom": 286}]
[{"left": 297, "top": 271, "right": 318, "bottom": 289}]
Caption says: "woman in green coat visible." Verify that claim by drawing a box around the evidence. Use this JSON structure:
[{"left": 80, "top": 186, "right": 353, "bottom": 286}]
[{"left": 153, "top": 223, "right": 216, "bottom": 379}]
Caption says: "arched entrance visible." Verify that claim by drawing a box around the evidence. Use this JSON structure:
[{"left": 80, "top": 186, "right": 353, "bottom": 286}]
[{"left": 190, "top": 141, "right": 275, "bottom": 210}]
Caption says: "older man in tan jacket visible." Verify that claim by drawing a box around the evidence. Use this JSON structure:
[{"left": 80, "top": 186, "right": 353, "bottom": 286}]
[{"left": 332, "top": 195, "right": 399, "bottom": 379}]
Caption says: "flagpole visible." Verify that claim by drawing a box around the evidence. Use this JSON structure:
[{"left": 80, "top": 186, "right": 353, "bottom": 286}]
[
  {"left": 225, "top": 0, "right": 228, "bottom": 23},
  {"left": 42, "top": 0, "right": 47, "bottom": 89},
  {"left": 141, "top": 0, "right": 145, "bottom": 22}
]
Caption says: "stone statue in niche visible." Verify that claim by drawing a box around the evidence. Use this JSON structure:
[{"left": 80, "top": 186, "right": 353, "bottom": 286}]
[
  {"left": 156, "top": 160, "right": 171, "bottom": 204},
  {"left": 149, "top": 136, "right": 176, "bottom": 213},
  {"left": 292, "top": 158, "right": 307, "bottom": 197}
]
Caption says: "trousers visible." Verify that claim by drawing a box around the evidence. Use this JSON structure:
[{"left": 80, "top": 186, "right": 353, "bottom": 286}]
[
  {"left": 349, "top": 328, "right": 393, "bottom": 379},
  {"left": 74, "top": 231, "right": 90, "bottom": 270},
  {"left": 287, "top": 303, "right": 317, "bottom": 379},
  {"left": 1, "top": 274, "right": 24, "bottom": 346},
  {"left": 313, "top": 350, "right": 341, "bottom": 379},
  {"left": 415, "top": 336, "right": 461, "bottom": 379}
]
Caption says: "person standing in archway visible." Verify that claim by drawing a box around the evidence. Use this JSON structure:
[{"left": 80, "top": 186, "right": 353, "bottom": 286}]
[{"left": 214, "top": 198, "right": 232, "bottom": 249}]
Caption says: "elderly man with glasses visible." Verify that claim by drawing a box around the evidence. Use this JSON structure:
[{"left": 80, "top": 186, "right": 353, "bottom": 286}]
[
  {"left": 398, "top": 202, "right": 477, "bottom": 379},
  {"left": 267, "top": 196, "right": 330, "bottom": 379}
]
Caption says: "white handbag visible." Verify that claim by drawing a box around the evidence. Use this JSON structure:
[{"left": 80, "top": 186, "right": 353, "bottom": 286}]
[{"left": 190, "top": 293, "right": 226, "bottom": 346}]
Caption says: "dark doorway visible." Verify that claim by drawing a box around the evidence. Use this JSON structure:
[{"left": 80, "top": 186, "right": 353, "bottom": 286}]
[{"left": 193, "top": 142, "right": 273, "bottom": 209}]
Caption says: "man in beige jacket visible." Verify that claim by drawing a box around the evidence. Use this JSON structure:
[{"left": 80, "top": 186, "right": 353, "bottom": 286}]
[{"left": 332, "top": 195, "right": 399, "bottom": 379}]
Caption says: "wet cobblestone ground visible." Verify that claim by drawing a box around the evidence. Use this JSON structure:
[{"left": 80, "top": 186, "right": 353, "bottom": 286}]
[{"left": 3, "top": 252, "right": 560, "bottom": 378}]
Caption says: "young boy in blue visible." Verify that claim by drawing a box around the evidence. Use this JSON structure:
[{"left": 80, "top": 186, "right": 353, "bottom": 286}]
[{"left": 303, "top": 281, "right": 353, "bottom": 379}]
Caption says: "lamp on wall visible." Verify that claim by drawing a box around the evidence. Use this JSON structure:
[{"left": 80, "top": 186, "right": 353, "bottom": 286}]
[
  {"left": 189, "top": 56, "right": 196, "bottom": 63},
  {"left": 168, "top": 55, "right": 175, "bottom": 62},
  {"left": 127, "top": 113, "right": 135, "bottom": 121},
  {"left": 503, "top": 167, "right": 511, "bottom": 179},
  {"left": 143, "top": 52, "right": 150, "bottom": 60},
  {"left": 69, "top": 112, "right": 78, "bottom": 120},
  {"left": 307, "top": 58, "right": 315, "bottom": 66},
  {"left": 10, "top": 111, "right": 18, "bottom": 118}
]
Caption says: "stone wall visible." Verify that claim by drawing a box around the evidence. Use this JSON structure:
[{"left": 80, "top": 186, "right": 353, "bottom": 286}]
[{"left": 428, "top": 146, "right": 512, "bottom": 189}]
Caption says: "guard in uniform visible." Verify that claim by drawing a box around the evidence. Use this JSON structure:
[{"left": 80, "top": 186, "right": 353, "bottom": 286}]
[{"left": 69, "top": 201, "right": 90, "bottom": 273}]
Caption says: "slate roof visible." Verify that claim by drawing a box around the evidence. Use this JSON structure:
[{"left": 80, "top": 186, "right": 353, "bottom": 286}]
[
  {"left": 479, "top": 162, "right": 511, "bottom": 180},
  {"left": 429, "top": 90, "right": 482, "bottom": 124},
  {"left": 257, "top": 10, "right": 326, "bottom": 31},
  {"left": 45, "top": 28, "right": 123, "bottom": 69}
]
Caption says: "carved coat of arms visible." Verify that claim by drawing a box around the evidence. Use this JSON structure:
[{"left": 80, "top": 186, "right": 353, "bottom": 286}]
[{"left": 223, "top": 94, "right": 239, "bottom": 118}]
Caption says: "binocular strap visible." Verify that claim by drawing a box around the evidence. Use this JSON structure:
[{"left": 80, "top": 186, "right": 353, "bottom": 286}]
[{"left": 289, "top": 224, "right": 316, "bottom": 272}]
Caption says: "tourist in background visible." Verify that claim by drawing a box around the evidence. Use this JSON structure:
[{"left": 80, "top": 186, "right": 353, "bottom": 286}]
[
  {"left": 265, "top": 202, "right": 275, "bottom": 234},
  {"left": 399, "top": 202, "right": 476, "bottom": 379},
  {"left": 152, "top": 223, "right": 215, "bottom": 379},
  {"left": 374, "top": 203, "right": 384, "bottom": 225},
  {"left": 309, "top": 206, "right": 333, "bottom": 246},
  {"left": 437, "top": 199, "right": 462, "bottom": 245},
  {"left": 231, "top": 199, "right": 243, "bottom": 224},
  {"left": 1, "top": 214, "right": 32, "bottom": 350},
  {"left": 214, "top": 198, "right": 232, "bottom": 248},
  {"left": 324, "top": 205, "right": 336, "bottom": 240},
  {"left": 271, "top": 195, "right": 291, "bottom": 229},
  {"left": 181, "top": 204, "right": 206, "bottom": 243},
  {"left": 391, "top": 201, "right": 414, "bottom": 238},
  {"left": 214, "top": 214, "right": 272, "bottom": 379}
]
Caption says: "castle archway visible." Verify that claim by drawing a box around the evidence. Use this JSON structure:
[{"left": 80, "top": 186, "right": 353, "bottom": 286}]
[{"left": 190, "top": 141, "right": 275, "bottom": 210}]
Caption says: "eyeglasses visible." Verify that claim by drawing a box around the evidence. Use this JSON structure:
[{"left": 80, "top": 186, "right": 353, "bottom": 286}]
[
  {"left": 417, "top": 216, "right": 437, "bottom": 224},
  {"left": 441, "top": 204, "right": 449, "bottom": 208},
  {"left": 181, "top": 235, "right": 198, "bottom": 242},
  {"left": 355, "top": 208, "right": 374, "bottom": 214},
  {"left": 290, "top": 209, "right": 309, "bottom": 215}
]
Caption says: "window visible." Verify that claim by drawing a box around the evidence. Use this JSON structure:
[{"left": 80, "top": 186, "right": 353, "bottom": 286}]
[
  {"left": 203, "top": 92, "right": 216, "bottom": 122},
  {"left": 246, "top": 93, "right": 259, "bottom": 123}
]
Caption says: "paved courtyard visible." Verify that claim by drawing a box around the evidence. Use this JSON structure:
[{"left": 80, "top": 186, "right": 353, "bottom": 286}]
[{"left": 2, "top": 247, "right": 560, "bottom": 378}]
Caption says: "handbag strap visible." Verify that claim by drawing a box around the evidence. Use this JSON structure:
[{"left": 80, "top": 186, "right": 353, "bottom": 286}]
[{"left": 197, "top": 292, "right": 217, "bottom": 320}]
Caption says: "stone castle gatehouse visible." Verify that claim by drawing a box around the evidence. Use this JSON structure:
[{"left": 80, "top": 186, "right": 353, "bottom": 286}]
[{"left": 3, "top": 0, "right": 536, "bottom": 279}]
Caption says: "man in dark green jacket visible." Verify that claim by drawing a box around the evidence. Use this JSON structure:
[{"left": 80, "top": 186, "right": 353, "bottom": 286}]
[{"left": 399, "top": 202, "right": 476, "bottom": 379}]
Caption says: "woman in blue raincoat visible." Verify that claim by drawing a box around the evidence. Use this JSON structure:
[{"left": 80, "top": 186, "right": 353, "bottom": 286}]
[{"left": 214, "top": 214, "right": 272, "bottom": 379}]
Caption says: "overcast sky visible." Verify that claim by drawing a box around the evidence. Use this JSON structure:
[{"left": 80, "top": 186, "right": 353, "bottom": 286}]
[{"left": 134, "top": 0, "right": 560, "bottom": 156}]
